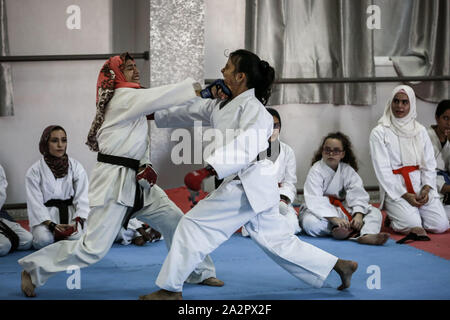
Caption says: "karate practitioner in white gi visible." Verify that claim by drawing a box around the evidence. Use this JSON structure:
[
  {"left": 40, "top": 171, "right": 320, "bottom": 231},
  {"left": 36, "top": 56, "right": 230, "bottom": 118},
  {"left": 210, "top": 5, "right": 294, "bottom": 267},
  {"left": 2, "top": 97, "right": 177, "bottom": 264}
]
[
  {"left": 300, "top": 132, "right": 389, "bottom": 245},
  {"left": 140, "top": 49, "right": 358, "bottom": 300},
  {"left": 369, "top": 85, "right": 449, "bottom": 239},
  {"left": 25, "top": 125, "right": 89, "bottom": 249},
  {"left": 19, "top": 53, "right": 221, "bottom": 297},
  {"left": 0, "top": 164, "right": 33, "bottom": 256},
  {"left": 427, "top": 100, "right": 450, "bottom": 222},
  {"left": 241, "top": 107, "right": 301, "bottom": 236}
]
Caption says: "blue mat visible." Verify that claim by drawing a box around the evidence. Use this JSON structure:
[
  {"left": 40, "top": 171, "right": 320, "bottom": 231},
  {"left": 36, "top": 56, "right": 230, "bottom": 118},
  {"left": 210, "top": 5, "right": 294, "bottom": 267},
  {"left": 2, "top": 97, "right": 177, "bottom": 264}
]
[{"left": 1, "top": 234, "right": 449, "bottom": 300}]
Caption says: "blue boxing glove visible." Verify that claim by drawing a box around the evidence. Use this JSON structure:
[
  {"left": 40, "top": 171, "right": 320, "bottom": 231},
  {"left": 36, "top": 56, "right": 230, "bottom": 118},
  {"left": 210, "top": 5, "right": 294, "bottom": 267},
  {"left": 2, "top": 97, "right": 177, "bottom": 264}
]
[{"left": 200, "top": 79, "right": 232, "bottom": 99}]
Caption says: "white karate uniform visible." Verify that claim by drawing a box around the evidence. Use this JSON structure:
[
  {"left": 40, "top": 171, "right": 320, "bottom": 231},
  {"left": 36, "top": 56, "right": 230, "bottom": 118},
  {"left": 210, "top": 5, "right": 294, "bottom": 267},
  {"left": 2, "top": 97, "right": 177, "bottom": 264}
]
[
  {"left": 19, "top": 79, "right": 217, "bottom": 288},
  {"left": 25, "top": 157, "right": 90, "bottom": 249},
  {"left": 300, "top": 160, "right": 382, "bottom": 238},
  {"left": 369, "top": 124, "right": 449, "bottom": 233},
  {"left": 242, "top": 141, "right": 301, "bottom": 236},
  {"left": 153, "top": 89, "right": 338, "bottom": 292},
  {"left": 0, "top": 164, "right": 32, "bottom": 256},
  {"left": 427, "top": 126, "right": 450, "bottom": 221},
  {"left": 0, "top": 218, "right": 33, "bottom": 256}
]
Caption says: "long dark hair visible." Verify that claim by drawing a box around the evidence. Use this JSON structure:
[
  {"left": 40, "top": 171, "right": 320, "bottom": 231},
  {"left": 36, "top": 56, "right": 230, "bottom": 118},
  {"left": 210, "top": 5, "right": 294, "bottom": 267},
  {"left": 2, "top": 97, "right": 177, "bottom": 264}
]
[
  {"left": 229, "top": 49, "right": 275, "bottom": 105},
  {"left": 311, "top": 132, "right": 359, "bottom": 171}
]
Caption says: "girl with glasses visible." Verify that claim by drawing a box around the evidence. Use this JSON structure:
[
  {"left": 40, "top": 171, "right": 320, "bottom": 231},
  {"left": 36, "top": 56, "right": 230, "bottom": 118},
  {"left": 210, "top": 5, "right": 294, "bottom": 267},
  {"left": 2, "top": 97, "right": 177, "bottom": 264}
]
[{"left": 300, "top": 132, "right": 389, "bottom": 245}]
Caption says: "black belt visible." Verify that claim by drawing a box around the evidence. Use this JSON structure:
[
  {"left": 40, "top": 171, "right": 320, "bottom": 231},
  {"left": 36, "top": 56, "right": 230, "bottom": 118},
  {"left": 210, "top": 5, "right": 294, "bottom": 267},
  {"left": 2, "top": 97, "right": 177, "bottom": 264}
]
[
  {"left": 44, "top": 197, "right": 73, "bottom": 224},
  {"left": 0, "top": 219, "right": 19, "bottom": 253},
  {"left": 97, "top": 153, "right": 140, "bottom": 172},
  {"left": 97, "top": 153, "right": 143, "bottom": 229}
]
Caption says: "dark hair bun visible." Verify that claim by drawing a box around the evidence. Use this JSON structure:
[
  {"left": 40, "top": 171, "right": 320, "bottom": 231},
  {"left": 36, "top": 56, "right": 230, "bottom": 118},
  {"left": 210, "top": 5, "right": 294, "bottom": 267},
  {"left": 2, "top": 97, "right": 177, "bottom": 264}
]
[
  {"left": 259, "top": 60, "right": 269, "bottom": 71},
  {"left": 229, "top": 49, "right": 275, "bottom": 105}
]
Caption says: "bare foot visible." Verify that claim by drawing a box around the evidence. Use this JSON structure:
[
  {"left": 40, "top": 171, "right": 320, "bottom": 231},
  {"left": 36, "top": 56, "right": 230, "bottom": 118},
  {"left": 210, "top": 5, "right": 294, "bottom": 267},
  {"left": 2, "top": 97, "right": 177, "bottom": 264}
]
[
  {"left": 357, "top": 233, "right": 390, "bottom": 246},
  {"left": 199, "top": 277, "right": 224, "bottom": 287},
  {"left": 139, "top": 289, "right": 182, "bottom": 300},
  {"left": 21, "top": 270, "right": 36, "bottom": 297},
  {"left": 333, "top": 259, "right": 358, "bottom": 290}
]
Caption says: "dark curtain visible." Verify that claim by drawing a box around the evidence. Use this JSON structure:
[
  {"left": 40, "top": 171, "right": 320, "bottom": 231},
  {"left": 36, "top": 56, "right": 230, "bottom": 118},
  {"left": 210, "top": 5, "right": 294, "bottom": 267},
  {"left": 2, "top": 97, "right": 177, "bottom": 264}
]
[
  {"left": 246, "top": 0, "right": 376, "bottom": 106},
  {"left": 376, "top": 0, "right": 450, "bottom": 103}
]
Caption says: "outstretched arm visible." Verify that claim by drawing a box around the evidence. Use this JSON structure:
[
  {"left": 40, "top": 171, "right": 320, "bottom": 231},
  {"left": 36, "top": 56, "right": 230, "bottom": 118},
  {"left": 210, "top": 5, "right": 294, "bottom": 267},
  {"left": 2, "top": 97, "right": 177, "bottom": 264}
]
[{"left": 104, "top": 78, "right": 199, "bottom": 127}]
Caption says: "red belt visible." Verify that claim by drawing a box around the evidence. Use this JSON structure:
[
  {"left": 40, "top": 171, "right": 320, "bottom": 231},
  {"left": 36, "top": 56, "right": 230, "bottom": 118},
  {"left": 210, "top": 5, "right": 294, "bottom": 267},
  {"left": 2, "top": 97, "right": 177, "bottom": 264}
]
[
  {"left": 392, "top": 165, "right": 419, "bottom": 194},
  {"left": 328, "top": 196, "right": 352, "bottom": 221}
]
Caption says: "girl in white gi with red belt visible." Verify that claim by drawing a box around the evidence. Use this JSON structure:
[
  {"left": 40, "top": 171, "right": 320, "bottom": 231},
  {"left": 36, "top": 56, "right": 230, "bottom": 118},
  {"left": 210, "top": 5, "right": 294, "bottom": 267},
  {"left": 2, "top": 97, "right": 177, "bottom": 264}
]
[
  {"left": 427, "top": 100, "right": 450, "bottom": 222},
  {"left": 300, "top": 132, "right": 389, "bottom": 245},
  {"left": 369, "top": 85, "right": 449, "bottom": 241},
  {"left": 19, "top": 53, "right": 221, "bottom": 297},
  {"left": 25, "top": 125, "right": 90, "bottom": 249},
  {"left": 141, "top": 49, "right": 358, "bottom": 300},
  {"left": 241, "top": 107, "right": 301, "bottom": 236}
]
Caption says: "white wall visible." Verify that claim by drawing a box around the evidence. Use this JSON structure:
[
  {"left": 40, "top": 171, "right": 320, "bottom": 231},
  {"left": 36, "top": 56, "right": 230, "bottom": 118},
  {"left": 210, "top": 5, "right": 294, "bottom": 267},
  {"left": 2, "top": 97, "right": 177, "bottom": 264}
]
[{"left": 204, "top": 0, "right": 246, "bottom": 79}]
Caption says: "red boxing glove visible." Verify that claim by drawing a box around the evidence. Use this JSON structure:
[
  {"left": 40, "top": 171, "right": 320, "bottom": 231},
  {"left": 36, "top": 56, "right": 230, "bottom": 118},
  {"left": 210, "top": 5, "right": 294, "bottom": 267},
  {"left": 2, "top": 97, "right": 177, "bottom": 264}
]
[
  {"left": 184, "top": 166, "right": 215, "bottom": 191},
  {"left": 137, "top": 165, "right": 158, "bottom": 189},
  {"left": 54, "top": 225, "right": 76, "bottom": 241}
]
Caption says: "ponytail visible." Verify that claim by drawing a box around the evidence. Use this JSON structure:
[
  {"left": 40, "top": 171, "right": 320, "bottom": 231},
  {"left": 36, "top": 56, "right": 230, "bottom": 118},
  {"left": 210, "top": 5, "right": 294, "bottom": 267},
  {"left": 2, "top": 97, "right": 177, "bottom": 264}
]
[{"left": 257, "top": 60, "right": 275, "bottom": 105}]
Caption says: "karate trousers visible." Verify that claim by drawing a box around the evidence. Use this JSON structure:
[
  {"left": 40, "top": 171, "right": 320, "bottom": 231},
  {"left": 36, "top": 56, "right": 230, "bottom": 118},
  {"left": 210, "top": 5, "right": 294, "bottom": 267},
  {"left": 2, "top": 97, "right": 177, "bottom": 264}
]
[
  {"left": 18, "top": 185, "right": 216, "bottom": 287},
  {"left": 384, "top": 194, "right": 449, "bottom": 234},
  {"left": 300, "top": 205, "right": 383, "bottom": 239},
  {"left": 155, "top": 180, "right": 338, "bottom": 292}
]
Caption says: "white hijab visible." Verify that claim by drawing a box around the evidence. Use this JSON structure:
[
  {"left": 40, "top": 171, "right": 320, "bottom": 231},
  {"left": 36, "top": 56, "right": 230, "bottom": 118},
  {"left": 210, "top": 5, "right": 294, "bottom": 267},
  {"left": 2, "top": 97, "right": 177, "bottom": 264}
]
[{"left": 378, "top": 85, "right": 425, "bottom": 166}]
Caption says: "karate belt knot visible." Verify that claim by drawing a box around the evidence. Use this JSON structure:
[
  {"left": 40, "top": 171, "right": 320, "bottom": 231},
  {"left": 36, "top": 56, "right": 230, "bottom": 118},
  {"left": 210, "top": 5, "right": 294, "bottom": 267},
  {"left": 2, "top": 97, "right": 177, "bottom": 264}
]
[
  {"left": 392, "top": 165, "right": 419, "bottom": 194},
  {"left": 97, "top": 153, "right": 143, "bottom": 229},
  {"left": 44, "top": 197, "right": 74, "bottom": 225},
  {"left": 328, "top": 196, "right": 352, "bottom": 221}
]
